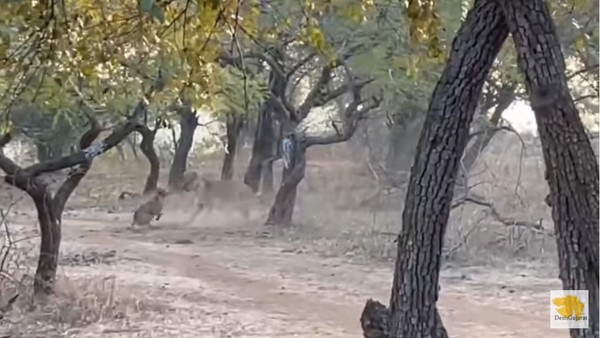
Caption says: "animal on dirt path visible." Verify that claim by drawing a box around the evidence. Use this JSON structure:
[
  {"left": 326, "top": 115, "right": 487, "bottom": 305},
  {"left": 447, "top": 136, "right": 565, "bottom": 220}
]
[
  {"left": 182, "top": 172, "right": 262, "bottom": 219},
  {"left": 130, "top": 188, "right": 168, "bottom": 228}
]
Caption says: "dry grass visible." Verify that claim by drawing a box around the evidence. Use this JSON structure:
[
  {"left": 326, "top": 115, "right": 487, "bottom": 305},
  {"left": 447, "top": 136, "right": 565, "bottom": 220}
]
[
  {"left": 63, "top": 132, "right": 560, "bottom": 269},
  {"left": 0, "top": 215, "right": 157, "bottom": 337},
  {"left": 262, "top": 133, "right": 559, "bottom": 270}
]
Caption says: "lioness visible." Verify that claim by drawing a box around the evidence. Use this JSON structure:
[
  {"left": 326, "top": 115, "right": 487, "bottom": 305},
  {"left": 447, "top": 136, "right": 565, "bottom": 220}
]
[
  {"left": 184, "top": 173, "right": 259, "bottom": 218},
  {"left": 130, "top": 188, "right": 168, "bottom": 228}
]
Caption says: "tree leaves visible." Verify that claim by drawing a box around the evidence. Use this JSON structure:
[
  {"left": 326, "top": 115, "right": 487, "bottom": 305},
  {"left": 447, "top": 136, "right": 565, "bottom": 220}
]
[{"left": 404, "top": 0, "right": 446, "bottom": 60}]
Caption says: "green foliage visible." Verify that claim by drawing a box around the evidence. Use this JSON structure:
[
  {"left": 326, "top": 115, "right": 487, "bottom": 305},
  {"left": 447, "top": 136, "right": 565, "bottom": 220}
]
[
  {"left": 0, "top": 0, "right": 595, "bottom": 149},
  {"left": 213, "top": 67, "right": 269, "bottom": 119},
  {"left": 0, "top": 0, "right": 254, "bottom": 132},
  {"left": 10, "top": 104, "right": 88, "bottom": 160}
]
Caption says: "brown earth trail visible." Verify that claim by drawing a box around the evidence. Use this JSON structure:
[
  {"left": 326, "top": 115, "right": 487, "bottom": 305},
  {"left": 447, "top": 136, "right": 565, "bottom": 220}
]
[{"left": 15, "top": 212, "right": 564, "bottom": 337}]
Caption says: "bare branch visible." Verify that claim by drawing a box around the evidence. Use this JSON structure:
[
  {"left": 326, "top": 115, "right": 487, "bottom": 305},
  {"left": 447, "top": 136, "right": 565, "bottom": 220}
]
[
  {"left": 574, "top": 94, "right": 598, "bottom": 102},
  {"left": 296, "top": 44, "right": 365, "bottom": 120},
  {"left": 286, "top": 52, "right": 317, "bottom": 79},
  {"left": 566, "top": 64, "right": 599, "bottom": 81},
  {"left": 306, "top": 95, "right": 382, "bottom": 146},
  {"left": 451, "top": 194, "right": 545, "bottom": 232},
  {"left": 52, "top": 112, "right": 104, "bottom": 216}
]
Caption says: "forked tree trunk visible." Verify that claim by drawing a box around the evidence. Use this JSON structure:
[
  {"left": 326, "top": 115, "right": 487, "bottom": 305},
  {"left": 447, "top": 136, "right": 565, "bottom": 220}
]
[
  {"left": 169, "top": 108, "right": 197, "bottom": 190},
  {"left": 385, "top": 1, "right": 508, "bottom": 336},
  {"left": 265, "top": 146, "right": 306, "bottom": 226},
  {"left": 1, "top": 123, "right": 100, "bottom": 295},
  {"left": 221, "top": 114, "right": 244, "bottom": 181},
  {"left": 500, "top": 0, "right": 599, "bottom": 336},
  {"left": 136, "top": 125, "right": 160, "bottom": 195}
]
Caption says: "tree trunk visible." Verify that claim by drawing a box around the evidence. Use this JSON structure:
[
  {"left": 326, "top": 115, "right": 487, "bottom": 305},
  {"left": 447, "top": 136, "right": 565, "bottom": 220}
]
[
  {"left": 168, "top": 108, "right": 197, "bottom": 190},
  {"left": 386, "top": 1, "right": 508, "bottom": 337},
  {"left": 32, "top": 192, "right": 60, "bottom": 295},
  {"left": 136, "top": 126, "right": 160, "bottom": 195},
  {"left": 265, "top": 145, "right": 306, "bottom": 226},
  {"left": 244, "top": 61, "right": 285, "bottom": 193},
  {"left": 1, "top": 120, "right": 101, "bottom": 295},
  {"left": 500, "top": 1, "right": 599, "bottom": 336},
  {"left": 221, "top": 114, "right": 244, "bottom": 181},
  {"left": 244, "top": 101, "right": 276, "bottom": 192},
  {"left": 261, "top": 161, "right": 274, "bottom": 194},
  {"left": 261, "top": 119, "right": 282, "bottom": 195}
]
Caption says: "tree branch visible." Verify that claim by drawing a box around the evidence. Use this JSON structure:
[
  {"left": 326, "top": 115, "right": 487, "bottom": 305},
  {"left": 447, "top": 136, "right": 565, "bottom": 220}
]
[
  {"left": 17, "top": 67, "right": 167, "bottom": 177},
  {"left": 302, "top": 55, "right": 380, "bottom": 147},
  {"left": 451, "top": 194, "right": 545, "bottom": 232},
  {"left": 296, "top": 44, "right": 366, "bottom": 121},
  {"left": 574, "top": 94, "right": 598, "bottom": 102},
  {"left": 52, "top": 113, "right": 103, "bottom": 217},
  {"left": 305, "top": 95, "right": 381, "bottom": 146},
  {"left": 566, "top": 64, "right": 599, "bottom": 81}
]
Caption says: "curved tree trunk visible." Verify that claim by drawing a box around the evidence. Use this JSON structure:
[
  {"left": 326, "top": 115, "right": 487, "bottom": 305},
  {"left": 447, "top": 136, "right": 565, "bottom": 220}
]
[
  {"left": 384, "top": 1, "right": 509, "bottom": 336},
  {"left": 168, "top": 107, "right": 198, "bottom": 190},
  {"left": 221, "top": 114, "right": 244, "bottom": 181},
  {"left": 265, "top": 145, "right": 306, "bottom": 226},
  {"left": 0, "top": 119, "right": 102, "bottom": 295},
  {"left": 500, "top": 0, "right": 599, "bottom": 336},
  {"left": 135, "top": 125, "right": 160, "bottom": 195}
]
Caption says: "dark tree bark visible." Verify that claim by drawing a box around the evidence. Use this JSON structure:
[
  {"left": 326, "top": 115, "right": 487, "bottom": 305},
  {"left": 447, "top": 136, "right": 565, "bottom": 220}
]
[
  {"left": 168, "top": 106, "right": 198, "bottom": 190},
  {"left": 135, "top": 124, "right": 160, "bottom": 195},
  {"left": 383, "top": 1, "right": 509, "bottom": 337},
  {"left": 265, "top": 144, "right": 306, "bottom": 226},
  {"left": 0, "top": 117, "right": 102, "bottom": 294},
  {"left": 244, "top": 92, "right": 278, "bottom": 193},
  {"left": 0, "top": 86, "right": 158, "bottom": 295},
  {"left": 221, "top": 113, "right": 244, "bottom": 181},
  {"left": 500, "top": 1, "right": 599, "bottom": 336}
]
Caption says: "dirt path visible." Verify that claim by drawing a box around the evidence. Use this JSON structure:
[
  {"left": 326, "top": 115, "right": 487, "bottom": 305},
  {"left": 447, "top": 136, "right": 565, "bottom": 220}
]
[{"left": 21, "top": 212, "right": 565, "bottom": 337}]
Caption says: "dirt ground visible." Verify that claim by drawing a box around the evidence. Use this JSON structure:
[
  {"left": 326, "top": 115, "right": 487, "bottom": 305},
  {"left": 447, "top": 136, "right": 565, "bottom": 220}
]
[
  {"left": 2, "top": 206, "right": 565, "bottom": 338},
  {"left": 0, "top": 139, "right": 570, "bottom": 338}
]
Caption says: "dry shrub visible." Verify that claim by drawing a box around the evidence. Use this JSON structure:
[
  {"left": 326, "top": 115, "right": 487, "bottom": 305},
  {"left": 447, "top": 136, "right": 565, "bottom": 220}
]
[
  {"left": 33, "top": 276, "right": 146, "bottom": 326},
  {"left": 0, "top": 211, "right": 153, "bottom": 335},
  {"left": 269, "top": 134, "right": 559, "bottom": 271}
]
